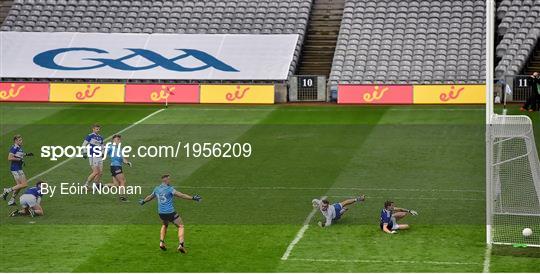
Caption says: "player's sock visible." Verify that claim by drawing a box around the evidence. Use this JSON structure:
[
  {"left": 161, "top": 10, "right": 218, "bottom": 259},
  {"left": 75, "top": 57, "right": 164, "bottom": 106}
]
[
  {"left": 177, "top": 242, "right": 186, "bottom": 253},
  {"left": 7, "top": 198, "right": 16, "bottom": 206},
  {"left": 2, "top": 188, "right": 12, "bottom": 200}
]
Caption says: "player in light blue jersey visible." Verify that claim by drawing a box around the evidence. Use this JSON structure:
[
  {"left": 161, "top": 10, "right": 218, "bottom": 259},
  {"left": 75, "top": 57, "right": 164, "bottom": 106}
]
[
  {"left": 3, "top": 135, "right": 34, "bottom": 206},
  {"left": 106, "top": 134, "right": 132, "bottom": 201},
  {"left": 380, "top": 200, "right": 418, "bottom": 234},
  {"left": 139, "top": 174, "right": 201, "bottom": 253},
  {"left": 82, "top": 124, "right": 104, "bottom": 189},
  {"left": 9, "top": 180, "right": 44, "bottom": 217}
]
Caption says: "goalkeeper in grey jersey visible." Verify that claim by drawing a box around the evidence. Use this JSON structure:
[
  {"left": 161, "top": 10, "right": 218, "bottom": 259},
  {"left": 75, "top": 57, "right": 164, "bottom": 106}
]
[{"left": 312, "top": 195, "right": 365, "bottom": 228}]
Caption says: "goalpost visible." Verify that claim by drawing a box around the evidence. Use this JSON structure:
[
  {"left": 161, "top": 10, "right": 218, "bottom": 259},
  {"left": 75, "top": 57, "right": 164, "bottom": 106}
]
[{"left": 486, "top": 0, "right": 540, "bottom": 247}]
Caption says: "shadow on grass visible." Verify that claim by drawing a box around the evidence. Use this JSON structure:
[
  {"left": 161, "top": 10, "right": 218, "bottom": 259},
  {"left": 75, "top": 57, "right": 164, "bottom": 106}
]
[{"left": 492, "top": 245, "right": 540, "bottom": 258}]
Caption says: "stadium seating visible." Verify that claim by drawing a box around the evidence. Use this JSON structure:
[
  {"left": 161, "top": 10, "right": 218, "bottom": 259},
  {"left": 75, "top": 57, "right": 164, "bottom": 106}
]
[
  {"left": 495, "top": 0, "right": 540, "bottom": 79},
  {"left": 329, "top": 0, "right": 487, "bottom": 89},
  {"left": 0, "top": 0, "right": 312, "bottom": 76}
]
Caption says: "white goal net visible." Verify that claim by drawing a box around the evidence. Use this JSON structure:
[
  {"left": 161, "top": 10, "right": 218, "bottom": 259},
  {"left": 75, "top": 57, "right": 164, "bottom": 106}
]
[{"left": 488, "top": 115, "right": 540, "bottom": 247}]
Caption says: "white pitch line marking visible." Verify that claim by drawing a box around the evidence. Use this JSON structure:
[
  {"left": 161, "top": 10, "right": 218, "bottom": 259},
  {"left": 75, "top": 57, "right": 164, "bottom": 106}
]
[
  {"left": 0, "top": 106, "right": 160, "bottom": 110},
  {"left": 179, "top": 185, "right": 485, "bottom": 193},
  {"left": 388, "top": 108, "right": 484, "bottom": 111},
  {"left": 287, "top": 258, "right": 482, "bottom": 266},
  {"left": 27, "top": 108, "right": 165, "bottom": 182},
  {"left": 172, "top": 107, "right": 484, "bottom": 112},
  {"left": 482, "top": 244, "right": 492, "bottom": 273},
  {"left": 0, "top": 105, "right": 484, "bottom": 112},
  {"left": 281, "top": 196, "right": 326, "bottom": 261},
  {"left": 326, "top": 195, "right": 484, "bottom": 201}
]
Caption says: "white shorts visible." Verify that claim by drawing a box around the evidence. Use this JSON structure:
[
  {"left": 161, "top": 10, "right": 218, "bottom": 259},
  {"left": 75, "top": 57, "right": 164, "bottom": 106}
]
[
  {"left": 11, "top": 170, "right": 26, "bottom": 181},
  {"left": 89, "top": 157, "right": 103, "bottom": 168},
  {"left": 20, "top": 194, "right": 37, "bottom": 208},
  {"left": 390, "top": 216, "right": 400, "bottom": 230}
]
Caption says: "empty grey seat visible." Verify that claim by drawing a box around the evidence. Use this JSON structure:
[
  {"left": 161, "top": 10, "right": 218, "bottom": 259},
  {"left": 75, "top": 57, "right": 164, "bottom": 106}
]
[
  {"left": 329, "top": 0, "right": 485, "bottom": 84},
  {"left": 494, "top": 0, "right": 540, "bottom": 77}
]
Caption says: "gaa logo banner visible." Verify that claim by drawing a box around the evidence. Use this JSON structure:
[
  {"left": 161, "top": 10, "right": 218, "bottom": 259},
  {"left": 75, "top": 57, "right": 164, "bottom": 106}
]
[
  {"left": 33, "top": 48, "right": 238, "bottom": 72},
  {"left": 49, "top": 83, "right": 124, "bottom": 102},
  {"left": 0, "top": 32, "right": 298, "bottom": 80}
]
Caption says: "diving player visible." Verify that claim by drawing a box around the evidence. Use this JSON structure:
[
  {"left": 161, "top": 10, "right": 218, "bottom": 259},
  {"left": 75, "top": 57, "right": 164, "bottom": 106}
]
[
  {"left": 106, "top": 134, "right": 132, "bottom": 201},
  {"left": 9, "top": 180, "right": 44, "bottom": 217},
  {"left": 380, "top": 200, "right": 418, "bottom": 234},
  {"left": 2, "top": 135, "right": 33, "bottom": 206},
  {"left": 82, "top": 124, "right": 104, "bottom": 189},
  {"left": 139, "top": 174, "right": 201, "bottom": 253},
  {"left": 312, "top": 195, "right": 365, "bottom": 228}
]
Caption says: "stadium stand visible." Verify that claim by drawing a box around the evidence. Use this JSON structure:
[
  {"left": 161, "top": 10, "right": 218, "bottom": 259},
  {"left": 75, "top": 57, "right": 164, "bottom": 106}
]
[
  {"left": 2, "top": 0, "right": 537, "bottom": 89},
  {"left": 296, "top": 0, "right": 344, "bottom": 76},
  {"left": 495, "top": 0, "right": 540, "bottom": 78},
  {"left": 0, "top": 0, "right": 312, "bottom": 77},
  {"left": 328, "top": 0, "right": 487, "bottom": 89}
]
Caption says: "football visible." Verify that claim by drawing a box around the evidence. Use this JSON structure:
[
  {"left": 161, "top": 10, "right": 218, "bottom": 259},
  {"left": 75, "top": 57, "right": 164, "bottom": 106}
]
[{"left": 522, "top": 228, "right": 533, "bottom": 237}]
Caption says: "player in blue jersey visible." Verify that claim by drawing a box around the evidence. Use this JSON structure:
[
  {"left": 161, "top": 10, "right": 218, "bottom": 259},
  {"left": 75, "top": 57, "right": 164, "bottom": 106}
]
[
  {"left": 380, "top": 200, "right": 418, "bottom": 234},
  {"left": 312, "top": 195, "right": 365, "bottom": 228},
  {"left": 106, "top": 134, "right": 132, "bottom": 201},
  {"left": 9, "top": 180, "right": 44, "bottom": 217},
  {"left": 2, "top": 135, "right": 33, "bottom": 206},
  {"left": 82, "top": 124, "right": 104, "bottom": 189},
  {"left": 139, "top": 174, "right": 201, "bottom": 253}
]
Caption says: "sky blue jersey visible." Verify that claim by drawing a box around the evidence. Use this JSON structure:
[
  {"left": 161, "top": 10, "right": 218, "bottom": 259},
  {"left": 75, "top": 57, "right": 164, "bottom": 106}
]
[
  {"left": 107, "top": 144, "right": 123, "bottom": 167},
  {"left": 153, "top": 184, "right": 177, "bottom": 214}
]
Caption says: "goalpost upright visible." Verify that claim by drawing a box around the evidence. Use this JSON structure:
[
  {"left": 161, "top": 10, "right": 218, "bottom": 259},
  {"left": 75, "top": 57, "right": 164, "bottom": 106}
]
[{"left": 485, "top": 0, "right": 495, "bottom": 246}]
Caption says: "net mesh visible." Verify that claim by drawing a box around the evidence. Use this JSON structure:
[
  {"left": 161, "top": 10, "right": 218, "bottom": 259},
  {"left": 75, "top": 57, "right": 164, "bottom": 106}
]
[{"left": 489, "top": 115, "right": 540, "bottom": 246}]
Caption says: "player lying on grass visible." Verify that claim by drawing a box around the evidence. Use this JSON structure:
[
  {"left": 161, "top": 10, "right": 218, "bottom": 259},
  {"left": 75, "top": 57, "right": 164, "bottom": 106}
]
[
  {"left": 105, "top": 134, "right": 132, "bottom": 201},
  {"left": 9, "top": 181, "right": 44, "bottom": 217},
  {"left": 312, "top": 195, "right": 365, "bottom": 228},
  {"left": 82, "top": 124, "right": 104, "bottom": 190},
  {"left": 3, "top": 134, "right": 33, "bottom": 206},
  {"left": 380, "top": 200, "right": 418, "bottom": 234},
  {"left": 139, "top": 174, "right": 201, "bottom": 253}
]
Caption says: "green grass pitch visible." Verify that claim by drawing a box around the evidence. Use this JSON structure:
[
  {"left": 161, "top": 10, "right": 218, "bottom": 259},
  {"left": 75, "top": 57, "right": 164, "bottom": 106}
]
[{"left": 0, "top": 103, "right": 539, "bottom": 272}]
